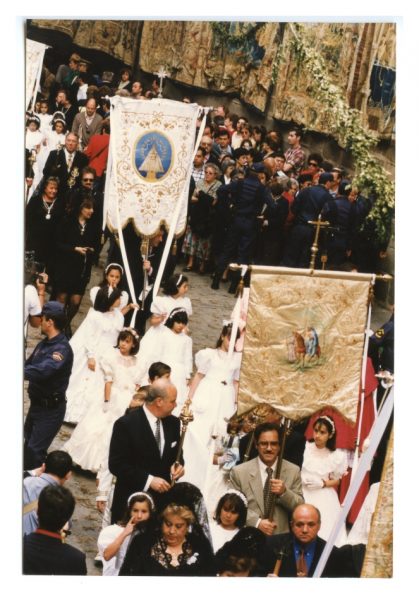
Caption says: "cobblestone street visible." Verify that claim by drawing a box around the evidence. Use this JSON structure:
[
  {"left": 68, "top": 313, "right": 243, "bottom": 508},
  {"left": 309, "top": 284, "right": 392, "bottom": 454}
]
[{"left": 24, "top": 244, "right": 392, "bottom": 575}]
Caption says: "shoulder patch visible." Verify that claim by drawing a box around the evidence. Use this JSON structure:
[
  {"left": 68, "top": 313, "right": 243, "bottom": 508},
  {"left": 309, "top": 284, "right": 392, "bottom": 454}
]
[{"left": 52, "top": 352, "right": 64, "bottom": 361}]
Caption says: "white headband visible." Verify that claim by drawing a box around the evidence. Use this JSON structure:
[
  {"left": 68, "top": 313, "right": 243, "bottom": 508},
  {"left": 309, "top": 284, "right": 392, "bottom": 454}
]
[
  {"left": 222, "top": 319, "right": 233, "bottom": 327},
  {"left": 176, "top": 274, "right": 183, "bottom": 286},
  {"left": 121, "top": 327, "right": 140, "bottom": 340},
  {"left": 317, "top": 415, "right": 335, "bottom": 435},
  {"left": 127, "top": 491, "right": 155, "bottom": 510},
  {"left": 105, "top": 263, "right": 124, "bottom": 275},
  {"left": 225, "top": 489, "right": 248, "bottom": 507}
]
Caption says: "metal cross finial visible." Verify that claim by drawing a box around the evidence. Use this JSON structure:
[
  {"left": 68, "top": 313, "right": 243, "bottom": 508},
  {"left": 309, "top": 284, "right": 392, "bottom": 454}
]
[
  {"left": 308, "top": 214, "right": 331, "bottom": 270},
  {"left": 153, "top": 67, "right": 169, "bottom": 98}
]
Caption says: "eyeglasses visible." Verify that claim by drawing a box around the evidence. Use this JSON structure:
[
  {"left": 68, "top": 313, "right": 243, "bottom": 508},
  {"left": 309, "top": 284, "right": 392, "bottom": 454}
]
[
  {"left": 308, "top": 162, "right": 318, "bottom": 167},
  {"left": 257, "top": 441, "right": 280, "bottom": 448},
  {"left": 83, "top": 178, "right": 94, "bottom": 182}
]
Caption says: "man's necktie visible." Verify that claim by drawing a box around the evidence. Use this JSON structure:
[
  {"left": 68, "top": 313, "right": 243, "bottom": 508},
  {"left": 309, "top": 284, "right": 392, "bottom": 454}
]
[
  {"left": 67, "top": 154, "right": 73, "bottom": 171},
  {"left": 263, "top": 466, "right": 273, "bottom": 516},
  {"left": 155, "top": 418, "right": 162, "bottom": 455},
  {"left": 296, "top": 548, "right": 308, "bottom": 577}
]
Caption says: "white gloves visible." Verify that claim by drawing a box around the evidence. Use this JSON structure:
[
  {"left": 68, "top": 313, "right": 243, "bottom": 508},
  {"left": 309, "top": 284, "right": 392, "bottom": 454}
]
[{"left": 303, "top": 475, "right": 324, "bottom": 490}]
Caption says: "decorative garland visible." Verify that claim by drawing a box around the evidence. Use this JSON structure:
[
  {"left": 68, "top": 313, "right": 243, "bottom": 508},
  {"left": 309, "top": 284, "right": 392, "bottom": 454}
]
[
  {"left": 210, "top": 21, "right": 264, "bottom": 49},
  {"left": 288, "top": 23, "right": 394, "bottom": 245}
]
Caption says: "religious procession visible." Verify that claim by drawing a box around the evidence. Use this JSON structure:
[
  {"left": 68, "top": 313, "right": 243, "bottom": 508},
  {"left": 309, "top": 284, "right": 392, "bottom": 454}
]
[{"left": 23, "top": 19, "right": 395, "bottom": 578}]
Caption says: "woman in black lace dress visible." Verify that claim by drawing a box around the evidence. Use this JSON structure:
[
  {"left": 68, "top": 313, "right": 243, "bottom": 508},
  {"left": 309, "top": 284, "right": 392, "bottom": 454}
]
[{"left": 119, "top": 483, "right": 214, "bottom": 576}]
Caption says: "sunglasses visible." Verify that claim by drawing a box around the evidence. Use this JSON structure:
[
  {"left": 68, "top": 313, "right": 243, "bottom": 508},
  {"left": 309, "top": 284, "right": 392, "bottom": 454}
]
[
  {"left": 83, "top": 178, "right": 94, "bottom": 182},
  {"left": 308, "top": 162, "right": 318, "bottom": 167}
]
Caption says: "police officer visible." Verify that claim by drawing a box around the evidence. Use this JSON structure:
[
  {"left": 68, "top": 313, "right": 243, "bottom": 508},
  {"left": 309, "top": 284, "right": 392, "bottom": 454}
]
[
  {"left": 281, "top": 172, "right": 334, "bottom": 268},
  {"left": 24, "top": 301, "right": 74, "bottom": 470},
  {"left": 211, "top": 163, "right": 275, "bottom": 292}
]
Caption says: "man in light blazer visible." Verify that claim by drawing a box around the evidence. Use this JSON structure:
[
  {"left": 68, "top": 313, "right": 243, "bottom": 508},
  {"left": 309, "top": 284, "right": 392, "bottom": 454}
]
[
  {"left": 108, "top": 379, "right": 184, "bottom": 522},
  {"left": 230, "top": 422, "right": 303, "bottom": 536}
]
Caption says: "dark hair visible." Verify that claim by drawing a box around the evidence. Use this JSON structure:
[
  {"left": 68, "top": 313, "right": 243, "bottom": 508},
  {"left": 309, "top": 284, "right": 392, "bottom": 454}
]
[
  {"left": 289, "top": 126, "right": 303, "bottom": 139},
  {"left": 148, "top": 361, "right": 171, "bottom": 381},
  {"left": 119, "top": 493, "right": 154, "bottom": 527},
  {"left": 216, "top": 554, "right": 256, "bottom": 576},
  {"left": 320, "top": 160, "right": 334, "bottom": 172},
  {"left": 100, "top": 264, "right": 123, "bottom": 286},
  {"left": 307, "top": 152, "right": 323, "bottom": 166},
  {"left": 338, "top": 179, "right": 352, "bottom": 196},
  {"left": 52, "top": 119, "right": 67, "bottom": 133},
  {"left": 93, "top": 286, "right": 122, "bottom": 313},
  {"left": 81, "top": 166, "right": 96, "bottom": 179},
  {"left": 78, "top": 198, "right": 94, "bottom": 213},
  {"left": 50, "top": 312, "right": 67, "bottom": 331},
  {"left": 254, "top": 422, "right": 281, "bottom": 444},
  {"left": 116, "top": 328, "right": 140, "bottom": 355},
  {"left": 37, "top": 486, "right": 75, "bottom": 532},
  {"left": 311, "top": 416, "right": 337, "bottom": 450},
  {"left": 162, "top": 273, "right": 188, "bottom": 297},
  {"left": 214, "top": 492, "right": 247, "bottom": 528},
  {"left": 298, "top": 173, "right": 314, "bottom": 186},
  {"left": 195, "top": 146, "right": 206, "bottom": 157},
  {"left": 45, "top": 450, "right": 72, "bottom": 479},
  {"left": 215, "top": 323, "right": 241, "bottom": 349},
  {"left": 165, "top": 308, "right": 188, "bottom": 329},
  {"left": 319, "top": 172, "right": 334, "bottom": 185}
]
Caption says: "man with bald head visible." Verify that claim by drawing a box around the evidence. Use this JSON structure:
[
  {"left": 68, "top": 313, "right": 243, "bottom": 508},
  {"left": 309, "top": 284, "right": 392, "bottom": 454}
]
[
  {"left": 108, "top": 379, "right": 184, "bottom": 521},
  {"left": 266, "top": 503, "right": 364, "bottom": 577}
]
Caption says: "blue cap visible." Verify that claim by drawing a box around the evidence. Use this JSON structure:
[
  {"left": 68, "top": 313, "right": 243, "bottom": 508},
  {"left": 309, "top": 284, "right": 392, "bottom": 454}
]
[
  {"left": 251, "top": 162, "right": 266, "bottom": 173},
  {"left": 42, "top": 301, "right": 65, "bottom": 319}
]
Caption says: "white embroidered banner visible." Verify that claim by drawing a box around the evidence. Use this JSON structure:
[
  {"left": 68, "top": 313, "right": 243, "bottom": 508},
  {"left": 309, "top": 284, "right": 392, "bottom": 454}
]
[
  {"left": 26, "top": 39, "right": 48, "bottom": 110},
  {"left": 106, "top": 97, "right": 200, "bottom": 237}
]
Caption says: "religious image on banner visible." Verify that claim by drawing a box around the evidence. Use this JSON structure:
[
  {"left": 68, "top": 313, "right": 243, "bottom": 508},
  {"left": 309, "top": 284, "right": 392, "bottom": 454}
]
[
  {"left": 106, "top": 97, "right": 201, "bottom": 238},
  {"left": 238, "top": 270, "right": 372, "bottom": 423}
]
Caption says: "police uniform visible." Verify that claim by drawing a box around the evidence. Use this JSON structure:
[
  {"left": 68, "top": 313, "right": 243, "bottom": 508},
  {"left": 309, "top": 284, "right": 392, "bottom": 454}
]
[{"left": 24, "top": 302, "right": 74, "bottom": 469}]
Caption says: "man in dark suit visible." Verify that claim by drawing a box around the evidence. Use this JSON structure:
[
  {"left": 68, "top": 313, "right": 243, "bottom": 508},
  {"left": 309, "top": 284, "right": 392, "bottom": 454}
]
[
  {"left": 23, "top": 485, "right": 87, "bottom": 575},
  {"left": 266, "top": 503, "right": 365, "bottom": 577},
  {"left": 109, "top": 379, "right": 184, "bottom": 522},
  {"left": 43, "top": 132, "right": 88, "bottom": 194}
]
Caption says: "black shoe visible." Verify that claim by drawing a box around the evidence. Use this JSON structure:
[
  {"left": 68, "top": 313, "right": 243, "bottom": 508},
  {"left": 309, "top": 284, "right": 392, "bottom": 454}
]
[{"left": 211, "top": 277, "right": 220, "bottom": 290}]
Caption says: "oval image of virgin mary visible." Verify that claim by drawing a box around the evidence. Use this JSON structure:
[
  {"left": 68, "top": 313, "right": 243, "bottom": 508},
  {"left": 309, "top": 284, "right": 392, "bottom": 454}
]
[{"left": 134, "top": 131, "right": 173, "bottom": 182}]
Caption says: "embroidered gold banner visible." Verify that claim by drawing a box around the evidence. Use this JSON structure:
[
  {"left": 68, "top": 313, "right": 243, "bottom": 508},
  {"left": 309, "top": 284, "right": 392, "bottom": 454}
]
[
  {"left": 238, "top": 269, "right": 372, "bottom": 423},
  {"left": 361, "top": 428, "right": 393, "bottom": 577}
]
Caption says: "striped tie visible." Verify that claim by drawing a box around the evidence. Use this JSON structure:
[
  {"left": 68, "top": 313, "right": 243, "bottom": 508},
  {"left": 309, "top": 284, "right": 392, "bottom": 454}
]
[
  {"left": 155, "top": 418, "right": 162, "bottom": 455},
  {"left": 263, "top": 466, "right": 273, "bottom": 516}
]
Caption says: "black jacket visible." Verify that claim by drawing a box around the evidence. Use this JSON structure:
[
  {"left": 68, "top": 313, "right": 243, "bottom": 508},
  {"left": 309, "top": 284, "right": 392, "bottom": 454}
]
[
  {"left": 109, "top": 407, "right": 183, "bottom": 522},
  {"left": 23, "top": 531, "right": 87, "bottom": 575}
]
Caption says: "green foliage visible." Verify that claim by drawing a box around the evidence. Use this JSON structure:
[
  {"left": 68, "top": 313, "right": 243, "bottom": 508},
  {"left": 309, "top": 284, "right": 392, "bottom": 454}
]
[{"left": 290, "top": 24, "right": 394, "bottom": 244}]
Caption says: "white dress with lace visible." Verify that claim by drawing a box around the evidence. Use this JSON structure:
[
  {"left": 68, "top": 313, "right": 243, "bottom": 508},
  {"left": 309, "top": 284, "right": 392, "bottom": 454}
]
[
  {"left": 64, "top": 308, "right": 125, "bottom": 424},
  {"left": 301, "top": 442, "right": 348, "bottom": 546},
  {"left": 64, "top": 347, "right": 145, "bottom": 472},
  {"left": 182, "top": 348, "right": 241, "bottom": 509}
]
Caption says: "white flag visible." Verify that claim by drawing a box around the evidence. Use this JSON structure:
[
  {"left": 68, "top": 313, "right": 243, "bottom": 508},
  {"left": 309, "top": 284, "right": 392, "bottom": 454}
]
[
  {"left": 26, "top": 39, "right": 48, "bottom": 111},
  {"left": 106, "top": 97, "right": 200, "bottom": 237}
]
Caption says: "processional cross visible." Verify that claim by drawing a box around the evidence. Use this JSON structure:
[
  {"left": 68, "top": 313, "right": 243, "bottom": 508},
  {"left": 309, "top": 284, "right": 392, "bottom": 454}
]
[
  {"left": 308, "top": 214, "right": 331, "bottom": 270},
  {"left": 153, "top": 67, "right": 169, "bottom": 98}
]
